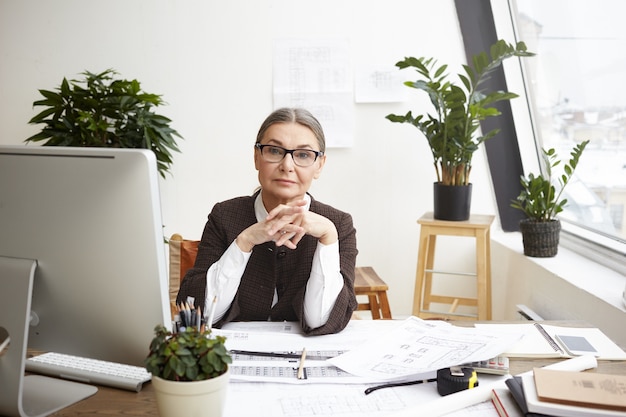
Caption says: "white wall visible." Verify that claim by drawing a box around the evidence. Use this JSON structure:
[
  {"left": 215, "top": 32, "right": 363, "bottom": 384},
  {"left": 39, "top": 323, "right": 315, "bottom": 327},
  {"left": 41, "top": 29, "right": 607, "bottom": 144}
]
[
  {"left": 491, "top": 232, "right": 626, "bottom": 347},
  {"left": 0, "top": 0, "right": 499, "bottom": 318}
]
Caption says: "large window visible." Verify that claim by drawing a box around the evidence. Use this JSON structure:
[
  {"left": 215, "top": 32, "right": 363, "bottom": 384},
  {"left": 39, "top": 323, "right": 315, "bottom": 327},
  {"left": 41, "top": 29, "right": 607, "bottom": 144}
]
[{"left": 511, "top": 0, "right": 626, "bottom": 268}]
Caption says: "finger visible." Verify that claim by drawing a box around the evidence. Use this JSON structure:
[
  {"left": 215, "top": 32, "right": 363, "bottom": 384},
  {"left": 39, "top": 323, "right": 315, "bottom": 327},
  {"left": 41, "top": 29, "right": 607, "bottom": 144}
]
[
  {"left": 266, "top": 202, "right": 305, "bottom": 221},
  {"left": 274, "top": 227, "right": 303, "bottom": 247},
  {"left": 289, "top": 229, "right": 306, "bottom": 246}
]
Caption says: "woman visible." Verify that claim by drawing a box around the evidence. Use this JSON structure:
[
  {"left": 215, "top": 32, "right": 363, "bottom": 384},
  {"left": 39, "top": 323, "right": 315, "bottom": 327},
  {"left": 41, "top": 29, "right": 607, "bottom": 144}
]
[{"left": 176, "top": 108, "right": 357, "bottom": 335}]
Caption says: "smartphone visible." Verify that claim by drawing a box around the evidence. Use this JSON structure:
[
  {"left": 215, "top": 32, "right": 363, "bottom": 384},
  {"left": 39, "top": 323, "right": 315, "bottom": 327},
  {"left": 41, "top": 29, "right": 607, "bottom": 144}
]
[
  {"left": 555, "top": 334, "right": 598, "bottom": 356},
  {"left": 0, "top": 327, "right": 9, "bottom": 355}
]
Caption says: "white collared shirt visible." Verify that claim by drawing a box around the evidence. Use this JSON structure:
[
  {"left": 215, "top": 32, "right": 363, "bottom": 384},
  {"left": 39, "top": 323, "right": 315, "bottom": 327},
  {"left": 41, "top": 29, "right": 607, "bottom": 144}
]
[{"left": 204, "top": 193, "right": 343, "bottom": 328}]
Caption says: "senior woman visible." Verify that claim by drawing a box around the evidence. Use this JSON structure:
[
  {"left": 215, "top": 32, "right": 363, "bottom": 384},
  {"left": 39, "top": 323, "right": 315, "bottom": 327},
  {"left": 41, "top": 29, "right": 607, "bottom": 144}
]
[{"left": 176, "top": 107, "right": 357, "bottom": 335}]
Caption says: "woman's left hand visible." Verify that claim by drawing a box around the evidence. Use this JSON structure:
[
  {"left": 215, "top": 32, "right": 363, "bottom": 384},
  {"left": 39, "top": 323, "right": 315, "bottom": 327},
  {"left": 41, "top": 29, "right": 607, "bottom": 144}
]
[{"left": 266, "top": 200, "right": 338, "bottom": 248}]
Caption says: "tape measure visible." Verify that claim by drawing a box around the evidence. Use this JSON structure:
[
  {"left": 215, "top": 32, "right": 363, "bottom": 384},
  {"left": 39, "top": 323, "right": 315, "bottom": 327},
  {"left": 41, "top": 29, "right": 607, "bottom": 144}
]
[{"left": 436, "top": 366, "right": 479, "bottom": 396}]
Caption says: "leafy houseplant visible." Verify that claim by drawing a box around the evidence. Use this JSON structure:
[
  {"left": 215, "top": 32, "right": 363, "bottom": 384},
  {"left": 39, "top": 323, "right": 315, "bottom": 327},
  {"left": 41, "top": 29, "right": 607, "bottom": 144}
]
[
  {"left": 145, "top": 325, "right": 232, "bottom": 417},
  {"left": 511, "top": 140, "right": 589, "bottom": 257},
  {"left": 26, "top": 69, "right": 181, "bottom": 178},
  {"left": 145, "top": 325, "right": 231, "bottom": 382},
  {"left": 386, "top": 40, "right": 534, "bottom": 220}
]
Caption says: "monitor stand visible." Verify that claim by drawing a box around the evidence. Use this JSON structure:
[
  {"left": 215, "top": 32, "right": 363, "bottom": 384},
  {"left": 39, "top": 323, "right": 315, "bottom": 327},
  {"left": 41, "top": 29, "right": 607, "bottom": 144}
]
[{"left": 0, "top": 256, "right": 98, "bottom": 417}]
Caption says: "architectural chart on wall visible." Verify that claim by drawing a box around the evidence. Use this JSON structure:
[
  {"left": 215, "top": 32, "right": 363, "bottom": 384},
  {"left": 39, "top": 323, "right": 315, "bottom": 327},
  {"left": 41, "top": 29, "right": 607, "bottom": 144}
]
[{"left": 273, "top": 38, "right": 354, "bottom": 147}]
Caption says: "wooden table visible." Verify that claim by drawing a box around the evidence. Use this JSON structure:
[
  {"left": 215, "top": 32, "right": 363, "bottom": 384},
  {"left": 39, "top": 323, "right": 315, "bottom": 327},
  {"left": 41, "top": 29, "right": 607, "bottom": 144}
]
[{"left": 40, "top": 321, "right": 626, "bottom": 416}]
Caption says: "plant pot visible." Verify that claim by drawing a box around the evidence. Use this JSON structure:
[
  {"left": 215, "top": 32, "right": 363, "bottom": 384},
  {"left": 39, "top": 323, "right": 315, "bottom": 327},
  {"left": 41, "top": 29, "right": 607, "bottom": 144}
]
[
  {"left": 519, "top": 219, "right": 561, "bottom": 257},
  {"left": 433, "top": 182, "right": 472, "bottom": 221},
  {"left": 152, "top": 369, "right": 230, "bottom": 417}
]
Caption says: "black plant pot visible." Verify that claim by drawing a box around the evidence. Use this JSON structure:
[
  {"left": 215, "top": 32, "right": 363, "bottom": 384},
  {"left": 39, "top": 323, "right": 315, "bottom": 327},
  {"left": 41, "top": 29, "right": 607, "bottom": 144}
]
[
  {"left": 519, "top": 218, "right": 561, "bottom": 257},
  {"left": 433, "top": 182, "right": 472, "bottom": 221}
]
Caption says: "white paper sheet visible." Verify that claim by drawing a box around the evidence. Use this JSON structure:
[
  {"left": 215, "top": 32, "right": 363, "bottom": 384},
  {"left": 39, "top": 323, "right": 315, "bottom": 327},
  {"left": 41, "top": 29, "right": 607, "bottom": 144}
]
[
  {"left": 223, "top": 375, "right": 507, "bottom": 417},
  {"left": 328, "top": 316, "right": 521, "bottom": 381},
  {"left": 216, "top": 319, "right": 403, "bottom": 383}
]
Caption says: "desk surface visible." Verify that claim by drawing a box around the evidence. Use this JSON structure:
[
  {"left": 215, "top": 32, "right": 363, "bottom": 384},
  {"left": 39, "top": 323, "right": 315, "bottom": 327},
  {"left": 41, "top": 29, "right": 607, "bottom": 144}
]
[{"left": 42, "top": 320, "right": 626, "bottom": 416}]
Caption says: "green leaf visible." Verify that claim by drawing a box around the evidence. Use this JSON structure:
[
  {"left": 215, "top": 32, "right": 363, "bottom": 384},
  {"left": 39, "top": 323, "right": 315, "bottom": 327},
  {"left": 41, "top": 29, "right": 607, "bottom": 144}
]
[{"left": 25, "top": 69, "right": 182, "bottom": 177}]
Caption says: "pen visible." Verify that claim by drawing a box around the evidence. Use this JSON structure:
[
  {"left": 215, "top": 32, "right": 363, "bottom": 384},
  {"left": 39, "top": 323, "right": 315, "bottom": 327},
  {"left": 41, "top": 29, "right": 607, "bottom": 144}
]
[
  {"left": 297, "top": 347, "right": 306, "bottom": 380},
  {"left": 190, "top": 306, "right": 197, "bottom": 330},
  {"left": 364, "top": 378, "right": 437, "bottom": 395},
  {"left": 178, "top": 303, "right": 187, "bottom": 328},
  {"left": 229, "top": 350, "right": 334, "bottom": 360},
  {"left": 184, "top": 302, "right": 192, "bottom": 327}
]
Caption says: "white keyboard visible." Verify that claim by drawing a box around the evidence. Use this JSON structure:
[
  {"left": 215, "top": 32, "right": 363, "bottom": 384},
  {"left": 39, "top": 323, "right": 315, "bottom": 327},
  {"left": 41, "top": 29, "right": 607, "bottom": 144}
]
[{"left": 25, "top": 352, "right": 152, "bottom": 392}]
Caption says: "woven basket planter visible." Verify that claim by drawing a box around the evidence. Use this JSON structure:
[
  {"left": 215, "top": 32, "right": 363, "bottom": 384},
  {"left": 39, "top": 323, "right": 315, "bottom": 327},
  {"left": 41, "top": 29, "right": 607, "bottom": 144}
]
[{"left": 519, "top": 219, "right": 561, "bottom": 258}]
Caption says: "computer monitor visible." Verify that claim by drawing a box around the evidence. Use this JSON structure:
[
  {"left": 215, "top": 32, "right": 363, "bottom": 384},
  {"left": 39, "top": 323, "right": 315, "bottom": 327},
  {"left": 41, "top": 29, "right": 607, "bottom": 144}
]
[{"left": 0, "top": 145, "right": 171, "bottom": 367}]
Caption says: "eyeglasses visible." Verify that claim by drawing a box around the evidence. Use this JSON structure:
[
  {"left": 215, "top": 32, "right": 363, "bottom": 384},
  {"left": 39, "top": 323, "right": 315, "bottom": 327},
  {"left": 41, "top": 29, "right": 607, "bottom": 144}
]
[{"left": 255, "top": 143, "right": 323, "bottom": 167}]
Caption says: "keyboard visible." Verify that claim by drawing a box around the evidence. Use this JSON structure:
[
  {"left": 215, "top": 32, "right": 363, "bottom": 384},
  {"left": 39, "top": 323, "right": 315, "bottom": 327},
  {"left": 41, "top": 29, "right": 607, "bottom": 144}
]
[{"left": 25, "top": 352, "right": 152, "bottom": 392}]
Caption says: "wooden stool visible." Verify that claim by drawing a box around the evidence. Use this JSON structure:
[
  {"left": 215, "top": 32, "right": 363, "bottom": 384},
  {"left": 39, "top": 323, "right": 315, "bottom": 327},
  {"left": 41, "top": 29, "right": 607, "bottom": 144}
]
[
  {"left": 354, "top": 266, "right": 392, "bottom": 319},
  {"left": 413, "top": 212, "right": 494, "bottom": 321}
]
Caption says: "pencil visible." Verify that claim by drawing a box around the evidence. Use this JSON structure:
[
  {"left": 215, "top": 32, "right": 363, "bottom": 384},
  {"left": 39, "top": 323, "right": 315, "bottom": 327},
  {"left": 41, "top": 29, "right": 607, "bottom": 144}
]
[
  {"left": 207, "top": 295, "right": 217, "bottom": 332},
  {"left": 297, "top": 347, "right": 306, "bottom": 380}
]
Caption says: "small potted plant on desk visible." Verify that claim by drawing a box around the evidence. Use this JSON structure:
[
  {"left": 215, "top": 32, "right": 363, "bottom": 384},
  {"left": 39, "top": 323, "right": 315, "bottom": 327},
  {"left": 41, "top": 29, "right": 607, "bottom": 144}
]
[
  {"left": 510, "top": 140, "right": 589, "bottom": 257},
  {"left": 386, "top": 40, "right": 534, "bottom": 221},
  {"left": 145, "top": 325, "right": 232, "bottom": 417}
]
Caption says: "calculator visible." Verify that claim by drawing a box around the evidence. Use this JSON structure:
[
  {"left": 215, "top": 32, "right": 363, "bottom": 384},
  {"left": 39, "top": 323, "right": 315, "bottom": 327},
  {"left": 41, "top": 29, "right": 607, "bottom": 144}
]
[{"left": 464, "top": 356, "right": 509, "bottom": 375}]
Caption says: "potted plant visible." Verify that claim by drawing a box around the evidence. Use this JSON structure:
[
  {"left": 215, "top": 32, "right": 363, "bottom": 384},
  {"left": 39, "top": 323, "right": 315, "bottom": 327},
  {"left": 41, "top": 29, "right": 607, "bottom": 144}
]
[
  {"left": 511, "top": 140, "right": 589, "bottom": 257},
  {"left": 25, "top": 69, "right": 181, "bottom": 178},
  {"left": 145, "top": 325, "right": 232, "bottom": 417},
  {"left": 386, "top": 40, "right": 534, "bottom": 220}
]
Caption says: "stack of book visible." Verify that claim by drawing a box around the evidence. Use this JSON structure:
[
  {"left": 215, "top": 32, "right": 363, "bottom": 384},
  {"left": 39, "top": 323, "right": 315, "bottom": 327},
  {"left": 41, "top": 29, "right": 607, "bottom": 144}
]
[{"left": 491, "top": 370, "right": 626, "bottom": 417}]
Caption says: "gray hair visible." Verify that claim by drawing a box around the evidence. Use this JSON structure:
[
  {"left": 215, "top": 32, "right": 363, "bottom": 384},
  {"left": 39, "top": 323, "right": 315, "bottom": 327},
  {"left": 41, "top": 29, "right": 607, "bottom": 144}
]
[{"left": 256, "top": 108, "right": 326, "bottom": 153}]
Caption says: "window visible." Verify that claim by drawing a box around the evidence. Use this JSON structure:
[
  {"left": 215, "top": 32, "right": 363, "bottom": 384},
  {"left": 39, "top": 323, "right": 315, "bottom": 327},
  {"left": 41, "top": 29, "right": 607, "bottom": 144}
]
[{"left": 508, "top": 0, "right": 626, "bottom": 271}]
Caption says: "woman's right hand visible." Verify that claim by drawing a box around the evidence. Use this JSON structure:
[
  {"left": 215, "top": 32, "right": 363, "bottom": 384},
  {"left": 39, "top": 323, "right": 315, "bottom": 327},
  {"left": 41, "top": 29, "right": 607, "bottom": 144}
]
[{"left": 235, "top": 200, "right": 307, "bottom": 252}]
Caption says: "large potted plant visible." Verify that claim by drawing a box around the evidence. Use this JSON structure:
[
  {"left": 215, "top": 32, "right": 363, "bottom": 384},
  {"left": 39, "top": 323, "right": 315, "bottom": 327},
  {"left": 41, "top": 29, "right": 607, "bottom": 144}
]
[
  {"left": 386, "top": 40, "right": 534, "bottom": 220},
  {"left": 25, "top": 69, "right": 181, "bottom": 178},
  {"left": 511, "top": 140, "right": 589, "bottom": 257},
  {"left": 145, "top": 325, "right": 232, "bottom": 417}
]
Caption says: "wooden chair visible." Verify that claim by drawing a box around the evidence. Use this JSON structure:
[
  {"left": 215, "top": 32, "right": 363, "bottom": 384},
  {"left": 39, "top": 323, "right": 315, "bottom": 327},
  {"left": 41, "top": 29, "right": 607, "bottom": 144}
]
[
  {"left": 413, "top": 212, "right": 494, "bottom": 321},
  {"left": 354, "top": 266, "right": 392, "bottom": 319},
  {"left": 168, "top": 234, "right": 392, "bottom": 320}
]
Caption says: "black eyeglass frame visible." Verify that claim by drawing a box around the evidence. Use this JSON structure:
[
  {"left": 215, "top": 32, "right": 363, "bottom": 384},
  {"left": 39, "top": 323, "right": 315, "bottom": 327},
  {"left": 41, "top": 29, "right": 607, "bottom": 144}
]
[{"left": 254, "top": 143, "right": 324, "bottom": 167}]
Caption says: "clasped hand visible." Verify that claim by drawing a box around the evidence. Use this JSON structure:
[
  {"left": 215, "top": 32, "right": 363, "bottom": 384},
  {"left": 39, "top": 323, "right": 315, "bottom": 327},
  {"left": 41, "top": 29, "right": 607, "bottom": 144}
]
[{"left": 235, "top": 199, "right": 338, "bottom": 252}]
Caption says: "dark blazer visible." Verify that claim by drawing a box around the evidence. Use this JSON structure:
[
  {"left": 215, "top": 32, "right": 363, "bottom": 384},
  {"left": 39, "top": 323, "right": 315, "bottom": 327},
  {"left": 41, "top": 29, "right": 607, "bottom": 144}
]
[{"left": 176, "top": 192, "right": 358, "bottom": 335}]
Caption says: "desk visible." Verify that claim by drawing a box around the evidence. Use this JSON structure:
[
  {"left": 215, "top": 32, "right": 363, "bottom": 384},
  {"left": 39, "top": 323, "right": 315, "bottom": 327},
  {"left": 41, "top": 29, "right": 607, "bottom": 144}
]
[{"left": 42, "top": 320, "right": 626, "bottom": 416}]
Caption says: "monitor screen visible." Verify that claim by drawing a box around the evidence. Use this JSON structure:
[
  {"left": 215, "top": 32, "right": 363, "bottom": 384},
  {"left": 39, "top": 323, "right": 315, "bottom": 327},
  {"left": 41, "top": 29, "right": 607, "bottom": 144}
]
[{"left": 0, "top": 146, "right": 170, "bottom": 366}]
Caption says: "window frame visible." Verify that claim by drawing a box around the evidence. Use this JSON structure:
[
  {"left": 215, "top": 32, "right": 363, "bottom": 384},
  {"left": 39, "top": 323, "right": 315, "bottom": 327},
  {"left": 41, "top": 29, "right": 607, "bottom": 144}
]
[{"left": 454, "top": 0, "right": 626, "bottom": 276}]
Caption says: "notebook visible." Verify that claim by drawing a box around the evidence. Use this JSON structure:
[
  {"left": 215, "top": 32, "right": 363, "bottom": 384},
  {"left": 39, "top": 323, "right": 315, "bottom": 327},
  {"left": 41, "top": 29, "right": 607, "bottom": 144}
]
[
  {"left": 522, "top": 372, "right": 626, "bottom": 417},
  {"left": 533, "top": 367, "right": 626, "bottom": 412},
  {"left": 475, "top": 323, "right": 626, "bottom": 360}
]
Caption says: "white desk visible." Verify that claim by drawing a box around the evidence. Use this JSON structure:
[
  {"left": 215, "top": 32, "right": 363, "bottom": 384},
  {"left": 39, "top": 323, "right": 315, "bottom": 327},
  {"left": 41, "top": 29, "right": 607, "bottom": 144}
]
[
  {"left": 46, "top": 319, "right": 626, "bottom": 417},
  {"left": 219, "top": 319, "right": 502, "bottom": 417}
]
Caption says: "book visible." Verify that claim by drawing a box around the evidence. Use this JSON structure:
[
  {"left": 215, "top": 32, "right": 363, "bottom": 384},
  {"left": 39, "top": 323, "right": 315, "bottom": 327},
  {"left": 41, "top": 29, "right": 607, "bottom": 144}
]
[
  {"left": 492, "top": 388, "right": 525, "bottom": 417},
  {"left": 504, "top": 377, "right": 552, "bottom": 417},
  {"left": 522, "top": 372, "right": 626, "bottom": 417},
  {"left": 474, "top": 323, "right": 626, "bottom": 360},
  {"left": 533, "top": 367, "right": 626, "bottom": 412}
]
